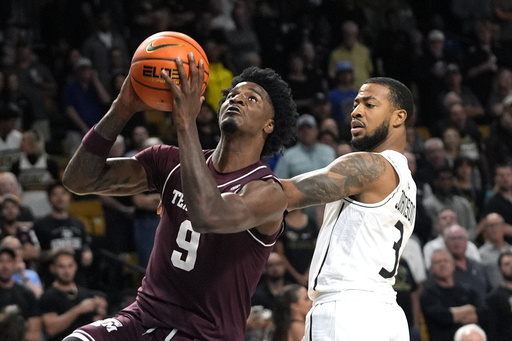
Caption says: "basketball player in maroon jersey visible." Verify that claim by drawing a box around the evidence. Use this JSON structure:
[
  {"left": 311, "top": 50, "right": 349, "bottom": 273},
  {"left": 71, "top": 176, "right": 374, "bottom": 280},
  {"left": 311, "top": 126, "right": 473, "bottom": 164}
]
[{"left": 61, "top": 54, "right": 297, "bottom": 341}]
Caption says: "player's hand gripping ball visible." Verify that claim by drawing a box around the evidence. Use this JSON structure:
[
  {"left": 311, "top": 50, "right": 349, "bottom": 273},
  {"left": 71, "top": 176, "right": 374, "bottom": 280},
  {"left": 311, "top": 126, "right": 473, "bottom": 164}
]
[{"left": 130, "top": 31, "right": 210, "bottom": 111}]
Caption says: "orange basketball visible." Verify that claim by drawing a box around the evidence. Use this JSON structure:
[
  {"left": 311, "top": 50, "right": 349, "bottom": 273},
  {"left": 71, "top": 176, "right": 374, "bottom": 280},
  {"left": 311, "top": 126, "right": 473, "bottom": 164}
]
[{"left": 130, "top": 31, "right": 210, "bottom": 112}]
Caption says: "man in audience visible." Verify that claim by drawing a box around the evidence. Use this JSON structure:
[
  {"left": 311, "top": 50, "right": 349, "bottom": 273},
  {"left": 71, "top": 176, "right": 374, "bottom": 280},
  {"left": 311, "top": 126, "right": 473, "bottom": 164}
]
[
  {"left": 483, "top": 163, "right": 512, "bottom": 243},
  {"left": 33, "top": 182, "right": 93, "bottom": 288},
  {"left": 0, "top": 246, "right": 42, "bottom": 341},
  {"left": 444, "top": 224, "right": 491, "bottom": 302},
  {"left": 423, "top": 209, "right": 481, "bottom": 268},
  {"left": 39, "top": 250, "right": 107, "bottom": 341},
  {"left": 421, "top": 249, "right": 481, "bottom": 341},
  {"left": 478, "top": 213, "right": 512, "bottom": 288},
  {"left": 484, "top": 251, "right": 512, "bottom": 340}
]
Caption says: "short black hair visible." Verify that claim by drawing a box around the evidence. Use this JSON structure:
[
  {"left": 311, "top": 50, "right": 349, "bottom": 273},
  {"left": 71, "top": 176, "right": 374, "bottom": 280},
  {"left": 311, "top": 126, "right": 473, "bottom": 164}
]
[
  {"left": 46, "top": 181, "right": 66, "bottom": 197},
  {"left": 363, "top": 77, "right": 414, "bottom": 123},
  {"left": 0, "top": 246, "right": 16, "bottom": 259},
  {"left": 498, "top": 250, "right": 512, "bottom": 267},
  {"left": 219, "top": 67, "right": 298, "bottom": 157}
]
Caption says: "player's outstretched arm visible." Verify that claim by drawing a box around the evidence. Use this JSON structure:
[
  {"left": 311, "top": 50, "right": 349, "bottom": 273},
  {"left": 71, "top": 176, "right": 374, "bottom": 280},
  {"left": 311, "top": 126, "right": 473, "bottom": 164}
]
[
  {"left": 282, "top": 152, "right": 393, "bottom": 210},
  {"left": 63, "top": 75, "right": 151, "bottom": 196}
]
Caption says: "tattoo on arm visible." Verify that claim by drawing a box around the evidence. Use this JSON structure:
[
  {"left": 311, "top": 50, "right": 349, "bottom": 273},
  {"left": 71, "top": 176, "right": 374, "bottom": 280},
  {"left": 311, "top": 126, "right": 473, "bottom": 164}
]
[{"left": 294, "top": 153, "right": 387, "bottom": 207}]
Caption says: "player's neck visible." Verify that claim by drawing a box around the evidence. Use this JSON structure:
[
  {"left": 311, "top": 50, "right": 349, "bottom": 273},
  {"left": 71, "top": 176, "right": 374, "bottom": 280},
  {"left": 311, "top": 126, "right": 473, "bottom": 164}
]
[{"left": 211, "top": 143, "right": 261, "bottom": 173}]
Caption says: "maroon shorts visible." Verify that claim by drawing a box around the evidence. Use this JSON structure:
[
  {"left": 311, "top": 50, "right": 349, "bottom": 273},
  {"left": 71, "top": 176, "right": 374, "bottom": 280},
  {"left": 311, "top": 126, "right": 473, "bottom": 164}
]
[{"left": 64, "top": 303, "right": 200, "bottom": 341}]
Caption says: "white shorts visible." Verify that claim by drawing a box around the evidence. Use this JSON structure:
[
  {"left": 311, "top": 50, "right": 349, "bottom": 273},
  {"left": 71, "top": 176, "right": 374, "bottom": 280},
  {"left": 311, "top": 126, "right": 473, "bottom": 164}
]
[{"left": 303, "top": 292, "right": 409, "bottom": 341}]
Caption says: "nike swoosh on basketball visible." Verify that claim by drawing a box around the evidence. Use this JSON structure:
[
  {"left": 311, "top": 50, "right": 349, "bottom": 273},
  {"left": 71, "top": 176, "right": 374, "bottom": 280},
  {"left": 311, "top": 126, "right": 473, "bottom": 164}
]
[{"left": 146, "top": 42, "right": 184, "bottom": 52}]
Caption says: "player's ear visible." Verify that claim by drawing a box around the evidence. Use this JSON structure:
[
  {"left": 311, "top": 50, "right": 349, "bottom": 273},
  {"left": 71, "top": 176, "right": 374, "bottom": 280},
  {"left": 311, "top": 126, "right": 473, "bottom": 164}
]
[
  {"left": 393, "top": 109, "right": 407, "bottom": 127},
  {"left": 264, "top": 118, "right": 275, "bottom": 134}
]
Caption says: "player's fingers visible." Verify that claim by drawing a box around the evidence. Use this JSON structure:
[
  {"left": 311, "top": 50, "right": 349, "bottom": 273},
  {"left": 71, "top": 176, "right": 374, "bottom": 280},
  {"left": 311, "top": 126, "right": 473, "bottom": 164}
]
[{"left": 175, "top": 56, "right": 189, "bottom": 91}]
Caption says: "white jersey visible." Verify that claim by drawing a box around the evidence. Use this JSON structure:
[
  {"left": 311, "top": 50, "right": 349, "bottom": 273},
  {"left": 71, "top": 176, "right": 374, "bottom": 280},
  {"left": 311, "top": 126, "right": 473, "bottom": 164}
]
[{"left": 308, "top": 150, "right": 417, "bottom": 302}]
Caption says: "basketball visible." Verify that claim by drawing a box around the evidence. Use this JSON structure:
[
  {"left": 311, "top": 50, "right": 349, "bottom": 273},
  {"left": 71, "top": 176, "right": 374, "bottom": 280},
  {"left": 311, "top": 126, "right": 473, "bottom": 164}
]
[{"left": 130, "top": 31, "right": 210, "bottom": 112}]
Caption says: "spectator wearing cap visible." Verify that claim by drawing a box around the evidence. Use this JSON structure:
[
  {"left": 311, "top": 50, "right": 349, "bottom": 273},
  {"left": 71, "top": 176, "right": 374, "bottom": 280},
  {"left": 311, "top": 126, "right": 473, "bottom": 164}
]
[
  {"left": 0, "top": 101, "right": 22, "bottom": 173},
  {"left": 0, "top": 245, "right": 43, "bottom": 341},
  {"left": 0, "top": 193, "right": 40, "bottom": 266},
  {"left": 61, "top": 56, "right": 111, "bottom": 158},
  {"left": 274, "top": 114, "right": 336, "bottom": 225},
  {"left": 0, "top": 172, "right": 35, "bottom": 227},
  {"left": 328, "top": 60, "right": 358, "bottom": 140},
  {"left": 327, "top": 21, "right": 373, "bottom": 89}
]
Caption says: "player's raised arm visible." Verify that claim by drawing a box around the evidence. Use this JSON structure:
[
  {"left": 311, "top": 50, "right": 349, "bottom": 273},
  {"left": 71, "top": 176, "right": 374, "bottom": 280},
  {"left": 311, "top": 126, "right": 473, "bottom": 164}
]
[
  {"left": 282, "top": 151, "right": 396, "bottom": 210},
  {"left": 62, "top": 75, "right": 151, "bottom": 196}
]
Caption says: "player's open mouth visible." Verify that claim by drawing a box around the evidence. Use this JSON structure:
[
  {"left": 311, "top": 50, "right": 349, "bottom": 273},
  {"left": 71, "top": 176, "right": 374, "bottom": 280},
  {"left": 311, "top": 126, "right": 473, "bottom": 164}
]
[{"left": 350, "top": 120, "right": 364, "bottom": 134}]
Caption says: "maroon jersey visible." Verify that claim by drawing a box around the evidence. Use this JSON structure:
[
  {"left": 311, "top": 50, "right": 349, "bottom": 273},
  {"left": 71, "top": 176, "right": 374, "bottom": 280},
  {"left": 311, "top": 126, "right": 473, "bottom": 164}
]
[{"left": 133, "top": 145, "right": 283, "bottom": 340}]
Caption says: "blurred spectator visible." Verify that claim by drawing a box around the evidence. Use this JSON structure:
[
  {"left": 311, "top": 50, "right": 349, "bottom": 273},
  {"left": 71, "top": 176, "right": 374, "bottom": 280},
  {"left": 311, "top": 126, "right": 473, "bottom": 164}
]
[
  {"left": 444, "top": 224, "right": 492, "bottom": 303},
  {"left": 0, "top": 172, "right": 35, "bottom": 226},
  {"left": 284, "top": 53, "right": 320, "bottom": 114},
  {"left": 486, "top": 67, "right": 512, "bottom": 119},
  {"left": 0, "top": 304, "right": 26, "bottom": 341},
  {"left": 439, "top": 64, "right": 485, "bottom": 122},
  {"left": 3, "top": 72, "right": 34, "bottom": 132},
  {"left": 223, "top": 0, "right": 261, "bottom": 74},
  {"left": 0, "top": 246, "right": 42, "bottom": 341},
  {"left": 274, "top": 114, "right": 335, "bottom": 179},
  {"left": 98, "top": 136, "right": 135, "bottom": 255},
  {"left": 372, "top": 3, "right": 420, "bottom": 88},
  {"left": 61, "top": 57, "right": 111, "bottom": 158},
  {"left": 327, "top": 61, "right": 358, "bottom": 132},
  {"left": 248, "top": 252, "right": 290, "bottom": 341},
  {"left": 132, "top": 137, "right": 163, "bottom": 269},
  {"left": 404, "top": 151, "right": 433, "bottom": 246},
  {"left": 252, "top": 252, "right": 291, "bottom": 313},
  {"left": 8, "top": 41, "right": 57, "bottom": 142},
  {"left": 10, "top": 129, "right": 60, "bottom": 219},
  {"left": 0, "top": 194, "right": 40, "bottom": 266},
  {"left": 271, "top": 284, "right": 311, "bottom": 341},
  {"left": 0, "top": 101, "right": 22, "bottom": 173},
  {"left": 33, "top": 182, "right": 93, "bottom": 288},
  {"left": 485, "top": 110, "right": 512, "bottom": 175},
  {"left": 415, "top": 29, "right": 461, "bottom": 131},
  {"left": 492, "top": 1, "right": 512, "bottom": 66},
  {"left": 274, "top": 114, "right": 335, "bottom": 225},
  {"left": 203, "top": 38, "right": 234, "bottom": 112},
  {"left": 416, "top": 137, "right": 450, "bottom": 190},
  {"left": 442, "top": 127, "right": 462, "bottom": 166},
  {"left": 81, "top": 7, "right": 130, "bottom": 94},
  {"left": 423, "top": 209, "right": 481, "bottom": 269},
  {"left": 274, "top": 208, "right": 317, "bottom": 286},
  {"left": 299, "top": 39, "right": 328, "bottom": 95},
  {"left": 479, "top": 213, "right": 512, "bottom": 289},
  {"left": 197, "top": 102, "right": 221, "bottom": 150},
  {"left": 124, "top": 125, "right": 150, "bottom": 158},
  {"left": 39, "top": 250, "right": 107, "bottom": 341},
  {"left": 399, "top": 237, "right": 427, "bottom": 341},
  {"left": 327, "top": 20, "right": 373, "bottom": 89},
  {"left": 453, "top": 156, "right": 486, "bottom": 222},
  {"left": 335, "top": 140, "right": 354, "bottom": 158},
  {"left": 423, "top": 167, "right": 478, "bottom": 241},
  {"left": 464, "top": 19, "right": 500, "bottom": 110},
  {"left": 421, "top": 249, "right": 481, "bottom": 341},
  {"left": 484, "top": 250, "right": 512, "bottom": 341},
  {"left": 483, "top": 163, "right": 512, "bottom": 243},
  {"left": 433, "top": 103, "right": 483, "bottom": 165},
  {"left": 454, "top": 323, "right": 487, "bottom": 341},
  {"left": 0, "top": 236, "right": 43, "bottom": 298}
]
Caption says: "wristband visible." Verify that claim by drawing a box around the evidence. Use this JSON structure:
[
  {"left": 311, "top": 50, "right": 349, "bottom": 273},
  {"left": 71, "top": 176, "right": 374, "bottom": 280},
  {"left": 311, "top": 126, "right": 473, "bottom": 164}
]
[{"left": 82, "top": 125, "right": 116, "bottom": 158}]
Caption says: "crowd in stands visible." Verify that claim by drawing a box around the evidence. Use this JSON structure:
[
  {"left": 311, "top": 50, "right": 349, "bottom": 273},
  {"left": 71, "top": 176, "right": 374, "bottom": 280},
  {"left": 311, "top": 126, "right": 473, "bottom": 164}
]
[{"left": 1, "top": 0, "right": 512, "bottom": 340}]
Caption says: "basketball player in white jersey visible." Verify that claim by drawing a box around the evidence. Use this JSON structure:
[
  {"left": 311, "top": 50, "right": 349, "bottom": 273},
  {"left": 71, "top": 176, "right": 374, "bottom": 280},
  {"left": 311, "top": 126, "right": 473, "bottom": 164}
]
[{"left": 282, "top": 77, "right": 417, "bottom": 340}]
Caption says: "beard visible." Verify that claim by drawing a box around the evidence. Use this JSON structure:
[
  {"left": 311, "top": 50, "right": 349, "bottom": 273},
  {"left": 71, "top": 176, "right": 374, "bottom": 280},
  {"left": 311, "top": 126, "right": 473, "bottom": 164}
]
[
  {"left": 220, "top": 117, "right": 238, "bottom": 134},
  {"left": 351, "top": 119, "right": 390, "bottom": 151}
]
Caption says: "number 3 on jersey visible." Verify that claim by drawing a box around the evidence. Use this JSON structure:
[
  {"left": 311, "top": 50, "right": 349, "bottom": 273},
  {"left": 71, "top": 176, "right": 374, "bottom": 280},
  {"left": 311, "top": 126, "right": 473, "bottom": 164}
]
[
  {"left": 379, "top": 221, "right": 404, "bottom": 279},
  {"left": 171, "top": 220, "right": 200, "bottom": 271}
]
